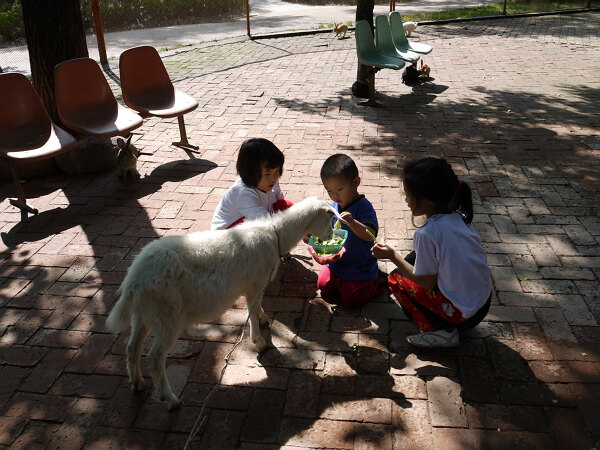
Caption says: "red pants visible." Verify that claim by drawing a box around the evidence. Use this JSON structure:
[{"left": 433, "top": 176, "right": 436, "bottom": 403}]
[
  {"left": 318, "top": 265, "right": 382, "bottom": 307},
  {"left": 227, "top": 199, "right": 293, "bottom": 229},
  {"left": 388, "top": 272, "right": 466, "bottom": 332}
]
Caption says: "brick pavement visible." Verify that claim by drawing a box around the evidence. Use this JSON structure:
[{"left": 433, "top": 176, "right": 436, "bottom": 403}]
[{"left": 1, "top": 12, "right": 599, "bottom": 449}]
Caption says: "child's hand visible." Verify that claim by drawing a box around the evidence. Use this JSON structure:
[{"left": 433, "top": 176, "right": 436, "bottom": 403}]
[
  {"left": 371, "top": 242, "right": 395, "bottom": 260},
  {"left": 340, "top": 211, "right": 354, "bottom": 224}
]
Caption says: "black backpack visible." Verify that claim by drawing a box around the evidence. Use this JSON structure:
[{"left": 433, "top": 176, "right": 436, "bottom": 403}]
[
  {"left": 402, "top": 64, "right": 419, "bottom": 85},
  {"left": 351, "top": 80, "right": 369, "bottom": 98}
]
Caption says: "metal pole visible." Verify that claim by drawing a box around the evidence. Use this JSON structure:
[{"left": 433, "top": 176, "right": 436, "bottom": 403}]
[
  {"left": 390, "top": 0, "right": 396, "bottom": 12},
  {"left": 246, "top": 0, "right": 251, "bottom": 37},
  {"left": 586, "top": 0, "right": 590, "bottom": 8},
  {"left": 90, "top": 0, "right": 108, "bottom": 64},
  {"left": 502, "top": 0, "right": 507, "bottom": 15}
]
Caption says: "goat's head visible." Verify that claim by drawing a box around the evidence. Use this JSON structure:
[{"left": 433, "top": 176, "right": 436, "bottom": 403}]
[{"left": 303, "top": 197, "right": 337, "bottom": 242}]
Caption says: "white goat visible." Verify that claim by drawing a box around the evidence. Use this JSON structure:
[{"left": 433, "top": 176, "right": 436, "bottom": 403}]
[{"left": 106, "top": 196, "right": 336, "bottom": 410}]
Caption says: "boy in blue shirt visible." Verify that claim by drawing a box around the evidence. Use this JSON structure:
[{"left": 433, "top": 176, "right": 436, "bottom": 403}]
[{"left": 312, "top": 154, "right": 383, "bottom": 307}]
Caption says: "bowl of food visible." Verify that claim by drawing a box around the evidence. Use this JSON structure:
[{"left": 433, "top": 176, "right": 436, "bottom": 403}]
[{"left": 309, "top": 229, "right": 348, "bottom": 255}]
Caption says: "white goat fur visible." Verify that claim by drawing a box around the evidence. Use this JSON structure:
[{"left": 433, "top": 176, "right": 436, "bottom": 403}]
[{"left": 106, "top": 196, "right": 335, "bottom": 409}]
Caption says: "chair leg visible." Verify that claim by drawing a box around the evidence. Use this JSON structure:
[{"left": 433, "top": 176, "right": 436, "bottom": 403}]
[
  {"left": 172, "top": 115, "right": 199, "bottom": 152},
  {"left": 358, "top": 70, "right": 383, "bottom": 108},
  {"left": 7, "top": 160, "right": 38, "bottom": 215}
]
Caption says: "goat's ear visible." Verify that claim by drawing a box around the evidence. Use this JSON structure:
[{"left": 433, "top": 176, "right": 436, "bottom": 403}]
[{"left": 117, "top": 138, "right": 125, "bottom": 148}]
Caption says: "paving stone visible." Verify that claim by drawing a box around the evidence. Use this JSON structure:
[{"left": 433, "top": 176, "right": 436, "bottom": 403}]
[
  {"left": 20, "top": 347, "right": 77, "bottom": 393},
  {"left": 1, "top": 13, "right": 600, "bottom": 448},
  {"left": 0, "top": 416, "right": 27, "bottom": 446},
  {"left": 278, "top": 418, "right": 354, "bottom": 449},
  {"left": 4, "top": 392, "right": 77, "bottom": 421},
  {"left": 390, "top": 352, "right": 458, "bottom": 378},
  {"left": 198, "top": 409, "right": 246, "bottom": 449},
  {"left": 534, "top": 307, "right": 578, "bottom": 343},
  {"left": 283, "top": 369, "right": 321, "bottom": 418},
  {"left": 240, "top": 388, "right": 286, "bottom": 443},
  {"left": 459, "top": 356, "right": 499, "bottom": 403},
  {"left": 319, "top": 394, "right": 392, "bottom": 424},
  {"left": 528, "top": 361, "right": 600, "bottom": 384},
  {"left": 486, "top": 305, "right": 536, "bottom": 323},
  {"left": 547, "top": 407, "right": 595, "bottom": 450},
  {"left": 427, "top": 377, "right": 466, "bottom": 428},
  {"left": 432, "top": 428, "right": 554, "bottom": 450},
  {"left": 465, "top": 403, "right": 548, "bottom": 432}
]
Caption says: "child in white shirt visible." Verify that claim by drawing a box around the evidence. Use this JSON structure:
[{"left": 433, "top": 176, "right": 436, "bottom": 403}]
[
  {"left": 211, "top": 138, "right": 292, "bottom": 230},
  {"left": 371, "top": 157, "right": 492, "bottom": 348}
]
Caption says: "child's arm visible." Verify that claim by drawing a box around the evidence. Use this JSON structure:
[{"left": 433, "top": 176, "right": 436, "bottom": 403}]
[
  {"left": 371, "top": 243, "right": 438, "bottom": 290},
  {"left": 273, "top": 181, "right": 285, "bottom": 200},
  {"left": 237, "top": 188, "right": 270, "bottom": 220},
  {"left": 341, "top": 212, "right": 377, "bottom": 242}
]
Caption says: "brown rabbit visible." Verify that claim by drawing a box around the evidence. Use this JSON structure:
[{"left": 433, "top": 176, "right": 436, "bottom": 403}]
[
  {"left": 116, "top": 134, "right": 140, "bottom": 179},
  {"left": 333, "top": 23, "right": 348, "bottom": 39}
]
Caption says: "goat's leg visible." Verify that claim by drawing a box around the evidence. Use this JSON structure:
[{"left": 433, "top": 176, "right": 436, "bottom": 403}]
[
  {"left": 126, "top": 318, "right": 150, "bottom": 392},
  {"left": 147, "top": 321, "right": 182, "bottom": 410},
  {"left": 257, "top": 305, "right": 270, "bottom": 327},
  {"left": 246, "top": 294, "right": 268, "bottom": 352}
]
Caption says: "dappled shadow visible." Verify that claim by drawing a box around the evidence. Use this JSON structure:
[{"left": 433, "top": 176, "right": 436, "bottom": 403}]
[
  {"left": 271, "top": 80, "right": 600, "bottom": 198},
  {"left": 0, "top": 154, "right": 217, "bottom": 446},
  {"left": 1, "top": 158, "right": 217, "bottom": 247}
]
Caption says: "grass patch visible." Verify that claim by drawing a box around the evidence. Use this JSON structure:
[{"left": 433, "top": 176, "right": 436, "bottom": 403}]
[{"left": 402, "top": 0, "right": 597, "bottom": 21}]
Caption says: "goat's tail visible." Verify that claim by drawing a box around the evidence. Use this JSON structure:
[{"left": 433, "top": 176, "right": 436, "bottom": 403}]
[{"left": 105, "top": 286, "right": 132, "bottom": 333}]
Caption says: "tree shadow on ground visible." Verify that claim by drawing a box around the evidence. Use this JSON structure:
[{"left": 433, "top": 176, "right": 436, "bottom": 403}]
[
  {"left": 0, "top": 156, "right": 217, "bottom": 447},
  {"left": 389, "top": 326, "right": 597, "bottom": 449},
  {"left": 272, "top": 81, "right": 600, "bottom": 201},
  {"left": 78, "top": 256, "right": 411, "bottom": 448}
]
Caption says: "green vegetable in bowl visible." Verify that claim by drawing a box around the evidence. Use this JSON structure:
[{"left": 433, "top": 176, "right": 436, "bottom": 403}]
[{"left": 313, "top": 236, "right": 343, "bottom": 246}]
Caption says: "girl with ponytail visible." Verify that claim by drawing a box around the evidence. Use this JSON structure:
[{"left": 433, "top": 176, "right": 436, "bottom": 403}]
[{"left": 371, "top": 157, "right": 492, "bottom": 348}]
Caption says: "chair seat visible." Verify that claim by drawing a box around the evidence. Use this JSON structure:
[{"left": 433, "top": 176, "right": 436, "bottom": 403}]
[
  {"left": 0, "top": 122, "right": 76, "bottom": 162},
  {"left": 375, "top": 15, "right": 420, "bottom": 64},
  {"left": 356, "top": 20, "right": 405, "bottom": 70},
  {"left": 127, "top": 89, "right": 199, "bottom": 119},
  {"left": 358, "top": 51, "right": 405, "bottom": 70},
  {"left": 399, "top": 41, "right": 433, "bottom": 55},
  {"left": 55, "top": 57, "right": 144, "bottom": 139},
  {"left": 0, "top": 71, "right": 78, "bottom": 216},
  {"left": 389, "top": 12, "right": 433, "bottom": 55},
  {"left": 60, "top": 103, "right": 143, "bottom": 138}
]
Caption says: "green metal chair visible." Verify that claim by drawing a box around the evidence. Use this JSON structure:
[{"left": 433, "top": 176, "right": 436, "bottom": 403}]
[
  {"left": 355, "top": 20, "right": 405, "bottom": 70},
  {"left": 389, "top": 11, "right": 433, "bottom": 55},
  {"left": 375, "top": 15, "right": 420, "bottom": 63}
]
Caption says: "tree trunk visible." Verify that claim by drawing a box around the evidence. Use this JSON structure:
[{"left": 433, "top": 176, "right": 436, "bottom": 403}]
[
  {"left": 356, "top": 0, "right": 375, "bottom": 97},
  {"left": 20, "top": 0, "right": 88, "bottom": 121}
]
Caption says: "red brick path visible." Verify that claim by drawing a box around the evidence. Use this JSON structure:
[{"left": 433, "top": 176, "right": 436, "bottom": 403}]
[{"left": 1, "top": 12, "right": 599, "bottom": 449}]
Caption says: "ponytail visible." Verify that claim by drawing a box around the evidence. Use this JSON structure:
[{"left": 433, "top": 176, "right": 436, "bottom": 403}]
[
  {"left": 403, "top": 157, "right": 475, "bottom": 224},
  {"left": 451, "top": 181, "right": 473, "bottom": 224}
]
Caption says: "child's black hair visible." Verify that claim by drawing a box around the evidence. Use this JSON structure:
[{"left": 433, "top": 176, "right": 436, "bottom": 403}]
[
  {"left": 236, "top": 138, "right": 284, "bottom": 187},
  {"left": 403, "top": 157, "right": 474, "bottom": 224},
  {"left": 320, "top": 153, "right": 359, "bottom": 181}
]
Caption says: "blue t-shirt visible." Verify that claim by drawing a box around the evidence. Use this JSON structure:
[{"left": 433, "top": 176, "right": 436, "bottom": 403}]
[{"left": 329, "top": 195, "right": 379, "bottom": 281}]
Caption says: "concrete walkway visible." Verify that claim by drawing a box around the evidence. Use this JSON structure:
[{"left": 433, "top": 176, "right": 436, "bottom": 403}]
[
  {"left": 0, "top": 0, "right": 501, "bottom": 75},
  {"left": 1, "top": 11, "right": 599, "bottom": 449}
]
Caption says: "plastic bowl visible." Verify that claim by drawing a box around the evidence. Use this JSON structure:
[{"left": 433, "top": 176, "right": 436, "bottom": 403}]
[{"left": 309, "top": 229, "right": 348, "bottom": 255}]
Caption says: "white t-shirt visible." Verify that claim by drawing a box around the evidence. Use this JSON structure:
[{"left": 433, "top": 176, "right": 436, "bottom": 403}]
[
  {"left": 210, "top": 177, "right": 284, "bottom": 230},
  {"left": 413, "top": 212, "right": 492, "bottom": 318}
]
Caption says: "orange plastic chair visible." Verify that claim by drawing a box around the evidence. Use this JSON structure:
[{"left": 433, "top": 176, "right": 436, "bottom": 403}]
[
  {"left": 119, "top": 46, "right": 199, "bottom": 151},
  {"left": 0, "top": 72, "right": 77, "bottom": 215},
  {"left": 54, "top": 57, "right": 143, "bottom": 138}
]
